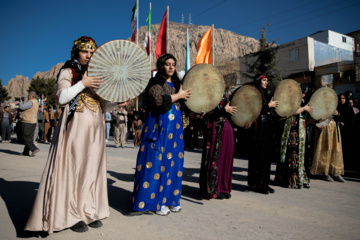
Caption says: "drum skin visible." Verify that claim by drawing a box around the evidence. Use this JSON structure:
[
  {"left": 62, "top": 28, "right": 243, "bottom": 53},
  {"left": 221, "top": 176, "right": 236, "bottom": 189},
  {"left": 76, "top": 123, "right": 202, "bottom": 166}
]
[
  {"left": 88, "top": 40, "right": 150, "bottom": 102},
  {"left": 308, "top": 87, "right": 338, "bottom": 120},
  {"left": 230, "top": 85, "right": 262, "bottom": 127},
  {"left": 273, "top": 79, "right": 302, "bottom": 117},
  {"left": 182, "top": 64, "right": 225, "bottom": 113}
]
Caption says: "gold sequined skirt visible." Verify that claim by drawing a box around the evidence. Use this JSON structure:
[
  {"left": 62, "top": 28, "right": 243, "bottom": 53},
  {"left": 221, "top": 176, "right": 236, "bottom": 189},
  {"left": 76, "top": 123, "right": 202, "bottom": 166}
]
[{"left": 311, "top": 120, "right": 344, "bottom": 176}]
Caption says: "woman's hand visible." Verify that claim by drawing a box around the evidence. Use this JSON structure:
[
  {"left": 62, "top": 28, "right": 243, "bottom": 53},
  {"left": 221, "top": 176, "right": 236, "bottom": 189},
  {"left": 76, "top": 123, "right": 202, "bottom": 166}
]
[
  {"left": 189, "top": 111, "right": 206, "bottom": 119},
  {"left": 178, "top": 85, "right": 192, "bottom": 100},
  {"left": 244, "top": 122, "right": 252, "bottom": 129},
  {"left": 304, "top": 104, "right": 313, "bottom": 113},
  {"left": 268, "top": 98, "right": 279, "bottom": 108},
  {"left": 117, "top": 98, "right": 133, "bottom": 107},
  {"left": 124, "top": 98, "right": 134, "bottom": 106},
  {"left": 225, "top": 102, "right": 237, "bottom": 115},
  {"left": 81, "top": 71, "right": 103, "bottom": 88},
  {"left": 172, "top": 85, "right": 192, "bottom": 103},
  {"left": 197, "top": 111, "right": 206, "bottom": 119}
]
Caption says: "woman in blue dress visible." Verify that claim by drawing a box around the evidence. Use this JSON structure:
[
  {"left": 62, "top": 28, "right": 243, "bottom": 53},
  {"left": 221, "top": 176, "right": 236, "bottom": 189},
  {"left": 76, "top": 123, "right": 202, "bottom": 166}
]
[{"left": 132, "top": 54, "right": 192, "bottom": 216}]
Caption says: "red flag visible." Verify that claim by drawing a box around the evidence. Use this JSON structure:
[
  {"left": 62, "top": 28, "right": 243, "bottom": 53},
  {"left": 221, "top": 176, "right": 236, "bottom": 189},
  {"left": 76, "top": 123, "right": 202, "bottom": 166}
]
[
  {"left": 155, "top": 9, "right": 167, "bottom": 59},
  {"left": 131, "top": 1, "right": 138, "bottom": 42}
]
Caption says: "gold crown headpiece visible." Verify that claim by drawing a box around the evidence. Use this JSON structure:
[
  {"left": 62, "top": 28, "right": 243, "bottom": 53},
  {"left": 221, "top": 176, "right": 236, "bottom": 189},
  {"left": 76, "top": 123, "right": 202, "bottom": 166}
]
[
  {"left": 73, "top": 37, "right": 97, "bottom": 51},
  {"left": 71, "top": 36, "right": 97, "bottom": 59}
]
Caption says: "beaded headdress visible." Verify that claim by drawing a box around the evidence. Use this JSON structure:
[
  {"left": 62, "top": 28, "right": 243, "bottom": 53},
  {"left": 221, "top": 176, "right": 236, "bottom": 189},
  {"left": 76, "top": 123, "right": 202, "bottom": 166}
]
[{"left": 71, "top": 36, "right": 97, "bottom": 59}]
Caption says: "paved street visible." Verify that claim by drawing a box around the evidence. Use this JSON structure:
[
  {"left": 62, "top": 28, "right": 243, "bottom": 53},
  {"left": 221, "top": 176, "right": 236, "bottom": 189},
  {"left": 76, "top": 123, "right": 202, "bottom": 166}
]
[{"left": 0, "top": 138, "right": 359, "bottom": 240}]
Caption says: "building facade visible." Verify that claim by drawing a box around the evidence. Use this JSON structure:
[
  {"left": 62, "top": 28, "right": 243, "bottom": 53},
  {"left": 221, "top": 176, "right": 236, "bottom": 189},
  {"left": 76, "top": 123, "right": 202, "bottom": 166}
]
[{"left": 239, "top": 30, "right": 358, "bottom": 97}]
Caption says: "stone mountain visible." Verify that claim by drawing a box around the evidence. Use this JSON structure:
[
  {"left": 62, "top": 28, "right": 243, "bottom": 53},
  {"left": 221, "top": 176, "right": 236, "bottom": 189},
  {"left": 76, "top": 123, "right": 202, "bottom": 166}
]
[{"left": 5, "top": 22, "right": 259, "bottom": 100}]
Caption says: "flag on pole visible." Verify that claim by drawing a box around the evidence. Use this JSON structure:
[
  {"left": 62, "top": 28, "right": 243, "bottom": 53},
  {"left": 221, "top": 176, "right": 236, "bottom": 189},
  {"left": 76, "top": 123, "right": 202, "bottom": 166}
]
[
  {"left": 131, "top": 1, "right": 138, "bottom": 43},
  {"left": 155, "top": 9, "right": 167, "bottom": 59},
  {"left": 185, "top": 29, "right": 191, "bottom": 72},
  {"left": 195, "top": 25, "right": 213, "bottom": 64},
  {"left": 144, "top": 7, "right": 151, "bottom": 55}
]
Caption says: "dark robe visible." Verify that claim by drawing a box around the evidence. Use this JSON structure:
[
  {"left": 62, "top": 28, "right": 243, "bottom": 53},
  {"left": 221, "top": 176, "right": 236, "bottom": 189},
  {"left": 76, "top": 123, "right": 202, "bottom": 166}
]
[
  {"left": 199, "top": 95, "right": 235, "bottom": 199},
  {"left": 247, "top": 87, "right": 276, "bottom": 189}
]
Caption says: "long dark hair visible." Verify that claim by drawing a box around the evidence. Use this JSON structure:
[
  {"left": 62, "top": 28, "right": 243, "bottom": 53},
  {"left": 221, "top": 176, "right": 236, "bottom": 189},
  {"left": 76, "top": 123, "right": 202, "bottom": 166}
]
[
  {"left": 254, "top": 77, "right": 269, "bottom": 104},
  {"left": 155, "top": 54, "right": 181, "bottom": 90},
  {"left": 133, "top": 112, "right": 140, "bottom": 120},
  {"left": 338, "top": 93, "right": 347, "bottom": 105}
]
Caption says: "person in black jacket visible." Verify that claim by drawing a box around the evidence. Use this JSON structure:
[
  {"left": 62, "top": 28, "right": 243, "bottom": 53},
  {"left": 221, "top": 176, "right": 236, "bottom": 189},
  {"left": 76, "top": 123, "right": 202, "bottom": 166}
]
[{"left": 247, "top": 74, "right": 279, "bottom": 194}]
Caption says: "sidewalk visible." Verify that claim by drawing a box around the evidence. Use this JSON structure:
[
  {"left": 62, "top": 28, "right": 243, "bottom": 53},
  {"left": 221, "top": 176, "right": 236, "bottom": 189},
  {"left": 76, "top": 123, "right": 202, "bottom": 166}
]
[{"left": 0, "top": 139, "right": 359, "bottom": 240}]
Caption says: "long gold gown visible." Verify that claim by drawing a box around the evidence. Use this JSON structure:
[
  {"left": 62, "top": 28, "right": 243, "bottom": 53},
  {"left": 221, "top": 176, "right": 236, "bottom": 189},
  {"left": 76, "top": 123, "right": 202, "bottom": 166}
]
[
  {"left": 25, "top": 69, "right": 109, "bottom": 233},
  {"left": 311, "top": 119, "right": 344, "bottom": 176}
]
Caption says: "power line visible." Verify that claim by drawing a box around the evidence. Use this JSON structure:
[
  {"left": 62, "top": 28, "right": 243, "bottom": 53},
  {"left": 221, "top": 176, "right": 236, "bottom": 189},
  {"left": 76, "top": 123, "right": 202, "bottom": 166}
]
[
  {"left": 243, "top": 1, "right": 359, "bottom": 36},
  {"left": 192, "top": 0, "right": 227, "bottom": 19},
  {"left": 274, "top": 0, "right": 345, "bottom": 25},
  {"left": 268, "top": 2, "right": 360, "bottom": 34},
  {"left": 230, "top": 0, "right": 320, "bottom": 30},
  {"left": 241, "top": 0, "right": 346, "bottom": 35}
]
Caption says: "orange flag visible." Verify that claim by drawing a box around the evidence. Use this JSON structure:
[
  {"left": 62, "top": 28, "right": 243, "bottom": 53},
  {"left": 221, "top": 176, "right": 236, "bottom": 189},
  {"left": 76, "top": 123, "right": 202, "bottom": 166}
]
[{"left": 195, "top": 26, "right": 213, "bottom": 64}]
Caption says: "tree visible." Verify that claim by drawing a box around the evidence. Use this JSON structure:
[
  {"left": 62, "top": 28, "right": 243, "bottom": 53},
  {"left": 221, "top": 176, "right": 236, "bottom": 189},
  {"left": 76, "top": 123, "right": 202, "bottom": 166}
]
[
  {"left": 28, "top": 76, "right": 57, "bottom": 106},
  {"left": 243, "top": 25, "right": 282, "bottom": 87},
  {"left": 0, "top": 79, "right": 11, "bottom": 104}
]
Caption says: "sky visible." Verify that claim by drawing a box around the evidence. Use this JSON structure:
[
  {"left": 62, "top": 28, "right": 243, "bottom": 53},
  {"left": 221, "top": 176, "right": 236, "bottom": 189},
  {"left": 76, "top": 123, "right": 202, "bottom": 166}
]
[{"left": 0, "top": 0, "right": 359, "bottom": 86}]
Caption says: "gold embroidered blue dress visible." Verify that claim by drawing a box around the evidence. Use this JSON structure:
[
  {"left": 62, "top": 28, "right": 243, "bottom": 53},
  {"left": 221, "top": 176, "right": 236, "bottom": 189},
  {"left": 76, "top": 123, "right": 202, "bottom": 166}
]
[{"left": 132, "top": 80, "right": 184, "bottom": 211}]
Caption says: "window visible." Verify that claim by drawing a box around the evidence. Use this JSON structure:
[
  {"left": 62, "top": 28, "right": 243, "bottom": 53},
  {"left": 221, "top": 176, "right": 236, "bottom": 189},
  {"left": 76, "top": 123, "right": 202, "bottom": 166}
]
[
  {"left": 289, "top": 48, "right": 300, "bottom": 62},
  {"left": 342, "top": 36, "right": 347, "bottom": 43}
]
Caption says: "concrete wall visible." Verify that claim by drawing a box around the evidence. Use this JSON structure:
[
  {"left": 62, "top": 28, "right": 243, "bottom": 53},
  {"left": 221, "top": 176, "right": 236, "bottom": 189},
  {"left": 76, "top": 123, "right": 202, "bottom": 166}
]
[
  {"left": 277, "top": 37, "right": 314, "bottom": 76},
  {"left": 311, "top": 30, "right": 354, "bottom": 52},
  {"left": 328, "top": 30, "right": 355, "bottom": 52},
  {"left": 314, "top": 40, "right": 353, "bottom": 66},
  {"left": 237, "top": 30, "right": 356, "bottom": 86},
  {"left": 347, "top": 30, "right": 360, "bottom": 82},
  {"left": 310, "top": 31, "right": 329, "bottom": 44}
]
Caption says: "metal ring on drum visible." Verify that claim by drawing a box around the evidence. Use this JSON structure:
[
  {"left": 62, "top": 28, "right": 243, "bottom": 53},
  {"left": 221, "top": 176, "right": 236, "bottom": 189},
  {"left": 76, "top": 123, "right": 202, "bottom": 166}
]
[
  {"left": 182, "top": 64, "right": 225, "bottom": 113},
  {"left": 273, "top": 79, "right": 302, "bottom": 117},
  {"left": 88, "top": 40, "right": 151, "bottom": 103}
]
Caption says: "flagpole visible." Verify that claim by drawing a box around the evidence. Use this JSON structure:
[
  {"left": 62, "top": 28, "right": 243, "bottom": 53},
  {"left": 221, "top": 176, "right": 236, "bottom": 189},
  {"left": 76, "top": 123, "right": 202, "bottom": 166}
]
[
  {"left": 212, "top": 24, "right": 214, "bottom": 65},
  {"left": 136, "top": 0, "right": 139, "bottom": 45},
  {"left": 185, "top": 28, "right": 190, "bottom": 72},
  {"left": 166, "top": 5, "right": 169, "bottom": 53},
  {"left": 135, "top": 0, "right": 139, "bottom": 109},
  {"left": 149, "top": 2, "right": 152, "bottom": 66}
]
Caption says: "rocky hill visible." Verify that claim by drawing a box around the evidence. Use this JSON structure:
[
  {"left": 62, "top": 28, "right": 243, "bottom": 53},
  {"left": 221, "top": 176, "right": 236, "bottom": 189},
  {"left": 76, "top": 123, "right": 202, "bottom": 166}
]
[
  {"left": 5, "top": 63, "right": 64, "bottom": 101},
  {"left": 5, "top": 75, "right": 30, "bottom": 100},
  {"left": 5, "top": 22, "right": 260, "bottom": 100},
  {"left": 131, "top": 22, "right": 259, "bottom": 73},
  {"left": 32, "top": 63, "right": 64, "bottom": 80}
]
